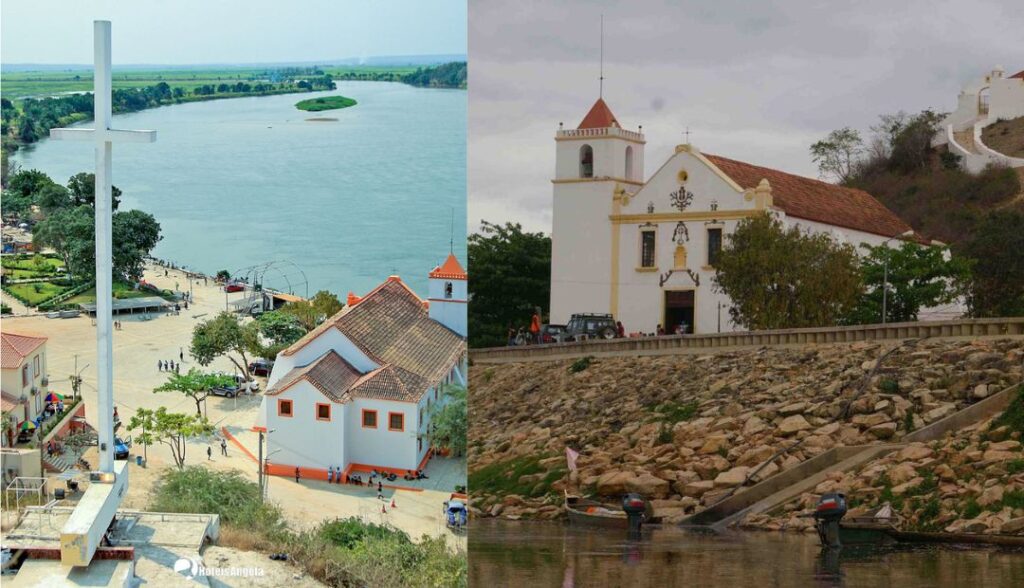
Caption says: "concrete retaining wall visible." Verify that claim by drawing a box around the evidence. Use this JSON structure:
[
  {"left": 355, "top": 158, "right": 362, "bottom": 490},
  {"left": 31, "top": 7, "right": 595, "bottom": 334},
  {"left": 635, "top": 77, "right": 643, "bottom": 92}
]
[{"left": 471, "top": 317, "right": 1024, "bottom": 364}]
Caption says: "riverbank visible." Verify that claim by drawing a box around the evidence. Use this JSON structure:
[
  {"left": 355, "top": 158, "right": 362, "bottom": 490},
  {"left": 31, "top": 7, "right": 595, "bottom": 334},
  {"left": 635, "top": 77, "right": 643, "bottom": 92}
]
[{"left": 467, "top": 339, "right": 1024, "bottom": 539}]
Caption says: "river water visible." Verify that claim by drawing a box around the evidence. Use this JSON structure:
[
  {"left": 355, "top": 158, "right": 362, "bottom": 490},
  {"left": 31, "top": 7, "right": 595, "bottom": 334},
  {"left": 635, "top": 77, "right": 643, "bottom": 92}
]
[
  {"left": 11, "top": 81, "right": 466, "bottom": 297},
  {"left": 471, "top": 520, "right": 1024, "bottom": 587}
]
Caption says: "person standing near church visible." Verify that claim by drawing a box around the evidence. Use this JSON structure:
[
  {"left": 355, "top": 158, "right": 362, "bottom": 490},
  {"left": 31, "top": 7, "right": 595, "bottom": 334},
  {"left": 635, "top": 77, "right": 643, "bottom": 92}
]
[
  {"left": 529, "top": 309, "right": 541, "bottom": 344},
  {"left": 295, "top": 467, "right": 301, "bottom": 483},
  {"left": 327, "top": 466, "right": 334, "bottom": 483}
]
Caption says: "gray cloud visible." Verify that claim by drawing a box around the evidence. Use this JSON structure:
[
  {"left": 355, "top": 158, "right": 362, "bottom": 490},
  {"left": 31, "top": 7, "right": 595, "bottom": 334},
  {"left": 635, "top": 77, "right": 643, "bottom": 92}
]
[{"left": 469, "top": 0, "right": 1024, "bottom": 233}]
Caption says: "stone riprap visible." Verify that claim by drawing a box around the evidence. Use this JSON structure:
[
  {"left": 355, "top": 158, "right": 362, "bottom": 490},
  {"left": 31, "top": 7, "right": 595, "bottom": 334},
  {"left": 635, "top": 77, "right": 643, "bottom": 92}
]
[{"left": 468, "top": 338, "right": 1022, "bottom": 529}]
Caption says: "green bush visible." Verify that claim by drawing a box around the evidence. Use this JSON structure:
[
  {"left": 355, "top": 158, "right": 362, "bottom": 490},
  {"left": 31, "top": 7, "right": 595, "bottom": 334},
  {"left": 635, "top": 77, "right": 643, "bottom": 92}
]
[
  {"left": 469, "top": 455, "right": 564, "bottom": 498},
  {"left": 879, "top": 378, "right": 900, "bottom": 394},
  {"left": 654, "top": 400, "right": 699, "bottom": 424},
  {"left": 568, "top": 356, "right": 593, "bottom": 373},
  {"left": 994, "top": 385, "right": 1024, "bottom": 434}
]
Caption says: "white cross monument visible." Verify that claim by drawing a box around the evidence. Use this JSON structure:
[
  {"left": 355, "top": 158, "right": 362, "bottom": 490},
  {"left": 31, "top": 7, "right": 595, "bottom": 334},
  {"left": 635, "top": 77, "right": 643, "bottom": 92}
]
[{"left": 50, "top": 20, "right": 156, "bottom": 567}]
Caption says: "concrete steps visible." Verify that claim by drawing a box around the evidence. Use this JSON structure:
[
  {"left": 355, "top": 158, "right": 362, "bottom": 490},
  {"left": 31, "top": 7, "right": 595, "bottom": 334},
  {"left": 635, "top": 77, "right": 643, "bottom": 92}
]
[
  {"left": 42, "top": 450, "right": 76, "bottom": 473},
  {"left": 682, "top": 383, "right": 1020, "bottom": 530}
]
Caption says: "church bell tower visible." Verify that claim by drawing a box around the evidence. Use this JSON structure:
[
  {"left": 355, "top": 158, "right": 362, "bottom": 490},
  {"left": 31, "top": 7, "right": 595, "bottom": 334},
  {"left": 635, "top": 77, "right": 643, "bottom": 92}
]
[{"left": 550, "top": 98, "right": 645, "bottom": 324}]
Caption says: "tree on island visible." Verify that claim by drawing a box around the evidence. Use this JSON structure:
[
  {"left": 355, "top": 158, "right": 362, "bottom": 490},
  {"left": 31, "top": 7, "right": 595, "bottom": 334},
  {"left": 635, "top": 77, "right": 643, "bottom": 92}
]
[
  {"left": 128, "top": 407, "right": 214, "bottom": 470},
  {"left": 844, "top": 241, "right": 970, "bottom": 325},
  {"left": 190, "top": 312, "right": 259, "bottom": 380},
  {"left": 468, "top": 221, "right": 551, "bottom": 348},
  {"left": 429, "top": 385, "right": 467, "bottom": 457},
  {"left": 714, "top": 213, "right": 862, "bottom": 330},
  {"left": 154, "top": 368, "right": 237, "bottom": 416}
]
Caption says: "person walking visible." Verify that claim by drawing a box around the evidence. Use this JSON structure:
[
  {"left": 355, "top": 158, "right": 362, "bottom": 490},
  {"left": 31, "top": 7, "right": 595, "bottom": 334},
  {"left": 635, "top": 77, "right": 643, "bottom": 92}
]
[
  {"left": 175, "top": 362, "right": 180, "bottom": 374},
  {"left": 206, "top": 446, "right": 212, "bottom": 460},
  {"left": 220, "top": 438, "right": 228, "bottom": 456},
  {"left": 529, "top": 310, "right": 541, "bottom": 344},
  {"left": 327, "top": 466, "right": 334, "bottom": 483},
  {"left": 616, "top": 321, "right": 625, "bottom": 338},
  {"left": 158, "top": 360, "right": 163, "bottom": 372},
  {"left": 295, "top": 467, "right": 301, "bottom": 483}
]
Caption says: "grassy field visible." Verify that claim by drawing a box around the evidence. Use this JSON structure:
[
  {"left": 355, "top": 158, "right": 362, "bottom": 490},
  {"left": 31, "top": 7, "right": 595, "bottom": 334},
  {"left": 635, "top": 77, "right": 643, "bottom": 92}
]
[
  {"left": 295, "top": 95, "right": 357, "bottom": 112},
  {"left": 4, "top": 281, "right": 74, "bottom": 306},
  {"left": 1, "top": 254, "right": 65, "bottom": 279},
  {"left": 2, "top": 65, "right": 421, "bottom": 99}
]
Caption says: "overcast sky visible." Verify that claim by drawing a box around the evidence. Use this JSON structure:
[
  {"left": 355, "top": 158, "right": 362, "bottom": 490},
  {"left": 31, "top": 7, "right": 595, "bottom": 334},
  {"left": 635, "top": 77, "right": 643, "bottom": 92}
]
[
  {"left": 468, "top": 0, "right": 1024, "bottom": 234},
  {"left": 1, "top": 0, "right": 466, "bottom": 64}
]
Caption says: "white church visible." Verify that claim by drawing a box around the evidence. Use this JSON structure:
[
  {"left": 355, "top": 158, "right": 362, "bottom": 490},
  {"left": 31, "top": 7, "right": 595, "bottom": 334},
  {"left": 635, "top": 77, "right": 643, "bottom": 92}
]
[
  {"left": 550, "top": 98, "right": 930, "bottom": 335},
  {"left": 256, "top": 254, "right": 467, "bottom": 481}
]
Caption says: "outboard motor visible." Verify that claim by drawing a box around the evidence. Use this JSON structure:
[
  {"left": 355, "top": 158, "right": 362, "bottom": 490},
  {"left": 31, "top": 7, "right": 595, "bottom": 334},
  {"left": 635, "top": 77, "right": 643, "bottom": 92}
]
[
  {"left": 813, "top": 492, "right": 847, "bottom": 549},
  {"left": 622, "top": 493, "right": 647, "bottom": 535}
]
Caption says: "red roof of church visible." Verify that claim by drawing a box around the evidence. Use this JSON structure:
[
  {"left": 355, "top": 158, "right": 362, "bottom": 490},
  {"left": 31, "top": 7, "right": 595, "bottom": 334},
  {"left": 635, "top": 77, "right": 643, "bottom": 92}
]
[
  {"left": 1010, "top": 70, "right": 1024, "bottom": 80},
  {"left": 429, "top": 253, "right": 467, "bottom": 280},
  {"left": 578, "top": 98, "right": 620, "bottom": 129},
  {"left": 704, "top": 153, "right": 922, "bottom": 241},
  {"left": 1, "top": 332, "right": 47, "bottom": 370}
]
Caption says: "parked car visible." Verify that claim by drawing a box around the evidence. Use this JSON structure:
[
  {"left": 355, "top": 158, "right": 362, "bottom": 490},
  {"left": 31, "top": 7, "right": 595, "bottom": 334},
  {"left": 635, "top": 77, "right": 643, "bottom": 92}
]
[
  {"left": 224, "top": 282, "right": 245, "bottom": 293},
  {"left": 114, "top": 436, "right": 131, "bottom": 460},
  {"left": 564, "top": 313, "right": 617, "bottom": 341},
  {"left": 248, "top": 359, "right": 274, "bottom": 377},
  {"left": 540, "top": 324, "right": 567, "bottom": 344},
  {"left": 208, "top": 384, "right": 240, "bottom": 398}
]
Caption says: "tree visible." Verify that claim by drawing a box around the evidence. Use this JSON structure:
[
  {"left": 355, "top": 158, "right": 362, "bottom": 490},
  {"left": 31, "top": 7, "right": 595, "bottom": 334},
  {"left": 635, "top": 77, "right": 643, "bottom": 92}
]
[
  {"left": 7, "top": 168, "right": 53, "bottom": 197},
  {"left": 279, "top": 290, "right": 343, "bottom": 331},
  {"left": 215, "top": 269, "right": 231, "bottom": 281},
  {"left": 37, "top": 183, "right": 73, "bottom": 214},
  {"left": 959, "top": 210, "right": 1024, "bottom": 317},
  {"left": 112, "top": 209, "right": 162, "bottom": 280},
  {"left": 714, "top": 213, "right": 863, "bottom": 330},
  {"left": 429, "top": 385, "right": 466, "bottom": 457},
  {"left": 32, "top": 205, "right": 95, "bottom": 278},
  {"left": 33, "top": 204, "right": 161, "bottom": 281},
  {"left": 888, "top": 109, "right": 945, "bottom": 173},
  {"left": 844, "top": 242, "right": 971, "bottom": 325},
  {"left": 154, "top": 368, "right": 236, "bottom": 416},
  {"left": 1, "top": 189, "right": 34, "bottom": 220},
  {"left": 191, "top": 312, "right": 259, "bottom": 379},
  {"left": 810, "top": 127, "right": 864, "bottom": 184},
  {"left": 67, "top": 172, "right": 123, "bottom": 209},
  {"left": 468, "top": 221, "right": 551, "bottom": 348},
  {"left": 128, "top": 407, "right": 214, "bottom": 469}
]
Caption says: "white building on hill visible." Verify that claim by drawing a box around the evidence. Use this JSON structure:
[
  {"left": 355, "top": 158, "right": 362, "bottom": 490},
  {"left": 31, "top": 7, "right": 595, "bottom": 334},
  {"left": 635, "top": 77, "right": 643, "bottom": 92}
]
[
  {"left": 932, "top": 66, "right": 1024, "bottom": 172},
  {"left": 256, "top": 254, "right": 467, "bottom": 480},
  {"left": 550, "top": 98, "right": 939, "bottom": 336}
]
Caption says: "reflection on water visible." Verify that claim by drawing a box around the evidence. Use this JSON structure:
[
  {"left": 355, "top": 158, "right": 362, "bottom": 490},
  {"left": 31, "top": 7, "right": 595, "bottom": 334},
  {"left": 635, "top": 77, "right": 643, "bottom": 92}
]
[{"left": 470, "top": 520, "right": 1024, "bottom": 587}]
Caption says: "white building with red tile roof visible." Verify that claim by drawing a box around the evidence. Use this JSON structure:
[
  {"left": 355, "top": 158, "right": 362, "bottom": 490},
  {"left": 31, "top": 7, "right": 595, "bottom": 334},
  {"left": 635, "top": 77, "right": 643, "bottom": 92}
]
[
  {"left": 1, "top": 331, "right": 49, "bottom": 445},
  {"left": 256, "top": 258, "right": 467, "bottom": 480},
  {"left": 552, "top": 98, "right": 943, "bottom": 335}
]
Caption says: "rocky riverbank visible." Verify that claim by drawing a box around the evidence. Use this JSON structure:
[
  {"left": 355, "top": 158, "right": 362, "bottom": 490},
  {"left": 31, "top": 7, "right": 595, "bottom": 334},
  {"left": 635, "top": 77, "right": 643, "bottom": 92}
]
[{"left": 468, "top": 338, "right": 1023, "bottom": 534}]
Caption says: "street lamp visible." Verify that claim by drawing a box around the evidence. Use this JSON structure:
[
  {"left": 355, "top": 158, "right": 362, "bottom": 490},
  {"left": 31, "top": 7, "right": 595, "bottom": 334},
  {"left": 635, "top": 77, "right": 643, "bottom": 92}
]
[
  {"left": 881, "top": 230, "right": 915, "bottom": 324},
  {"left": 257, "top": 428, "right": 275, "bottom": 501}
]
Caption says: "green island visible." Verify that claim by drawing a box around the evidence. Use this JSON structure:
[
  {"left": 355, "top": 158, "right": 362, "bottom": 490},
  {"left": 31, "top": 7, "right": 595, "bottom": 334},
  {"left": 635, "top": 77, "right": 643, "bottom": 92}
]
[{"left": 295, "top": 95, "right": 357, "bottom": 112}]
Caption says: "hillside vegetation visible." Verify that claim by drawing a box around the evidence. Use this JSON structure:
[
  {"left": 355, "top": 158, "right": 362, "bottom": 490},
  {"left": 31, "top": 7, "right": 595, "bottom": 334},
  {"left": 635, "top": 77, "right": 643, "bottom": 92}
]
[{"left": 981, "top": 117, "right": 1024, "bottom": 158}]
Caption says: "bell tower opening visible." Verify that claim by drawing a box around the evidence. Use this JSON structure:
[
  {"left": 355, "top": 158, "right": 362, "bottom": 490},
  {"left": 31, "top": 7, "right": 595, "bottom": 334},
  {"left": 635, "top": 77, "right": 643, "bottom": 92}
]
[
  {"left": 580, "top": 144, "right": 594, "bottom": 178},
  {"left": 625, "top": 145, "right": 634, "bottom": 180}
]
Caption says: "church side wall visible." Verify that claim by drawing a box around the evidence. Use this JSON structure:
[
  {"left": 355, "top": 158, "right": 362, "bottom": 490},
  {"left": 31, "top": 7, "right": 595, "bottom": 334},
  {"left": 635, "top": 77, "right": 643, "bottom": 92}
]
[
  {"left": 346, "top": 398, "right": 419, "bottom": 471},
  {"left": 266, "top": 380, "right": 346, "bottom": 472},
  {"left": 988, "top": 79, "right": 1024, "bottom": 122}
]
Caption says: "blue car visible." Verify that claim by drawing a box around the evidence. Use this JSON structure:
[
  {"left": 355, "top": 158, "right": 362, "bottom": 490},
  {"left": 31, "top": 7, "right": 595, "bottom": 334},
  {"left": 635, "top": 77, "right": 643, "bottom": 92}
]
[{"left": 114, "top": 436, "right": 131, "bottom": 460}]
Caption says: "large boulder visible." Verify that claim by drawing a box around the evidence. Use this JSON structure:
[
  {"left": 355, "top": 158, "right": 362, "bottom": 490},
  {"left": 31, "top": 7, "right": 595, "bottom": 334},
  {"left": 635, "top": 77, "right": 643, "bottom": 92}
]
[
  {"left": 713, "top": 466, "right": 751, "bottom": 488},
  {"left": 778, "top": 415, "right": 812, "bottom": 436},
  {"left": 596, "top": 470, "right": 634, "bottom": 496},
  {"left": 625, "top": 473, "right": 670, "bottom": 499}
]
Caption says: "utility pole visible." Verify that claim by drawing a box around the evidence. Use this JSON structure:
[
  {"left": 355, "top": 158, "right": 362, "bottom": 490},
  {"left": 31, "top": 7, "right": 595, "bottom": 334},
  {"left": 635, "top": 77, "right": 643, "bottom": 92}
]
[{"left": 257, "top": 429, "right": 264, "bottom": 501}]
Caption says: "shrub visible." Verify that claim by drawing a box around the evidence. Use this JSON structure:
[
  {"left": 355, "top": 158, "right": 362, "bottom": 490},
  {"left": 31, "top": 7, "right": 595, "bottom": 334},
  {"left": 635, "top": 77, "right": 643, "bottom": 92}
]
[
  {"left": 993, "top": 385, "right": 1024, "bottom": 434},
  {"left": 653, "top": 400, "right": 699, "bottom": 424},
  {"left": 879, "top": 378, "right": 900, "bottom": 394},
  {"left": 568, "top": 356, "right": 593, "bottom": 373}
]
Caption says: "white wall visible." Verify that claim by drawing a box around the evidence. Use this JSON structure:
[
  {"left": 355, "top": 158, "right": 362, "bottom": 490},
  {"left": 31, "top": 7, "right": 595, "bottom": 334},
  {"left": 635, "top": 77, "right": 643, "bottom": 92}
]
[
  {"left": 345, "top": 397, "right": 419, "bottom": 471},
  {"left": 265, "top": 380, "right": 346, "bottom": 470},
  {"left": 550, "top": 180, "right": 617, "bottom": 324}
]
